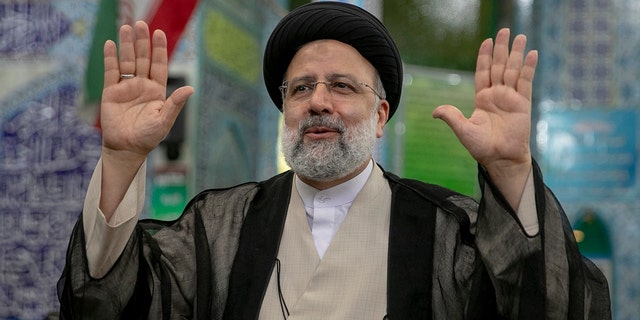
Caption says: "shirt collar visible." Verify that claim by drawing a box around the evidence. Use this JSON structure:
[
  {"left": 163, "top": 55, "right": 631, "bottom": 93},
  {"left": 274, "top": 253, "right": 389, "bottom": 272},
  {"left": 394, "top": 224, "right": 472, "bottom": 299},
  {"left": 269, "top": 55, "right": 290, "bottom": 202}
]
[{"left": 295, "top": 160, "right": 374, "bottom": 208}]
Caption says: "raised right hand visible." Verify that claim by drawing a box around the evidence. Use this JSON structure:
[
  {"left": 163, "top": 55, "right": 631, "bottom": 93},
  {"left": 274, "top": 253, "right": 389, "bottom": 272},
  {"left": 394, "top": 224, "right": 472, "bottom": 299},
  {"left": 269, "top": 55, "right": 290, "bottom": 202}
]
[
  {"left": 98, "top": 21, "right": 193, "bottom": 219},
  {"left": 101, "top": 21, "right": 194, "bottom": 165}
]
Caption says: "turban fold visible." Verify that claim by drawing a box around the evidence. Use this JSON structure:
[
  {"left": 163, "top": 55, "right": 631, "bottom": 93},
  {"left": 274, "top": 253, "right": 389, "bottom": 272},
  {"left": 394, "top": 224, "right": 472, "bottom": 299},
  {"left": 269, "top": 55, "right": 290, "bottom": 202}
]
[{"left": 263, "top": 1, "right": 403, "bottom": 120}]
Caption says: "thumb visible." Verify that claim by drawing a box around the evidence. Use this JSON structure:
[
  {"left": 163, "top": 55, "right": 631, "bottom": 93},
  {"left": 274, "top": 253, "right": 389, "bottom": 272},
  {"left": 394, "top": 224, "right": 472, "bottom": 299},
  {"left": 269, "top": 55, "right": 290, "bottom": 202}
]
[
  {"left": 162, "top": 86, "right": 194, "bottom": 125},
  {"left": 432, "top": 104, "right": 466, "bottom": 132},
  {"left": 165, "top": 86, "right": 194, "bottom": 114},
  {"left": 169, "top": 86, "right": 195, "bottom": 107}
]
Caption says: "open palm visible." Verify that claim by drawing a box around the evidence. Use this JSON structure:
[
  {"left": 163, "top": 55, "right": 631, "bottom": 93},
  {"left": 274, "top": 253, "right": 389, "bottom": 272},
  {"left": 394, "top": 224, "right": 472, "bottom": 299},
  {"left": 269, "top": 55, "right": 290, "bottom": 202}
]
[
  {"left": 101, "top": 22, "right": 193, "bottom": 162},
  {"left": 433, "top": 28, "right": 538, "bottom": 208}
]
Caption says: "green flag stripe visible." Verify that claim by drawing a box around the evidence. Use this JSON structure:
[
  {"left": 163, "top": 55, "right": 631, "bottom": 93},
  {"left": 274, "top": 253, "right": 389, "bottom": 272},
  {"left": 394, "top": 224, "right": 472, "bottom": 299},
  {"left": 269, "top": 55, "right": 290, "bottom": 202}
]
[{"left": 84, "top": 0, "right": 118, "bottom": 106}]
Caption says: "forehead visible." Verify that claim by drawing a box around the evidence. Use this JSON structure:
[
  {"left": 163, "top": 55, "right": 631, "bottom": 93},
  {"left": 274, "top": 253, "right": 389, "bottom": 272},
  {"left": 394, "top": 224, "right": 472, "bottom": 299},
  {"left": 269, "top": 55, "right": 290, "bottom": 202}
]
[{"left": 285, "top": 39, "right": 377, "bottom": 80}]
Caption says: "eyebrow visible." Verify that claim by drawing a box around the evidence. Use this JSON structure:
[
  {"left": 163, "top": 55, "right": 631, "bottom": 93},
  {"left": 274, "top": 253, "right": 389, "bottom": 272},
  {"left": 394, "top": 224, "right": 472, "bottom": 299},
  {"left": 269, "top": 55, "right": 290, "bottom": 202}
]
[{"left": 287, "top": 73, "right": 358, "bottom": 83}]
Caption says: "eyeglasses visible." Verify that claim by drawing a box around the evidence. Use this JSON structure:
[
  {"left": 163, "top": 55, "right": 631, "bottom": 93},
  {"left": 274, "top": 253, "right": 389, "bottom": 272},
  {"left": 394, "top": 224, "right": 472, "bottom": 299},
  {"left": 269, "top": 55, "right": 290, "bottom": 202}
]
[{"left": 279, "top": 77, "right": 385, "bottom": 104}]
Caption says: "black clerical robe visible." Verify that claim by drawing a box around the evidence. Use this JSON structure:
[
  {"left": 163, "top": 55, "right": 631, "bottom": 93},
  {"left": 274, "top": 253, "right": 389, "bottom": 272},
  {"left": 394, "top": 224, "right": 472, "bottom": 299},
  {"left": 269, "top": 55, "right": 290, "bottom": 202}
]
[{"left": 57, "top": 162, "right": 611, "bottom": 319}]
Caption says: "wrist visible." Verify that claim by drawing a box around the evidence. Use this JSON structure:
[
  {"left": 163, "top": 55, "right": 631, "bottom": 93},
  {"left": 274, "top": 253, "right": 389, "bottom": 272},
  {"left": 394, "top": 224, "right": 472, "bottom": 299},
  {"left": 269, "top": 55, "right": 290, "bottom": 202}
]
[
  {"left": 484, "top": 157, "right": 532, "bottom": 210},
  {"left": 485, "top": 157, "right": 532, "bottom": 182},
  {"left": 101, "top": 147, "right": 147, "bottom": 172}
]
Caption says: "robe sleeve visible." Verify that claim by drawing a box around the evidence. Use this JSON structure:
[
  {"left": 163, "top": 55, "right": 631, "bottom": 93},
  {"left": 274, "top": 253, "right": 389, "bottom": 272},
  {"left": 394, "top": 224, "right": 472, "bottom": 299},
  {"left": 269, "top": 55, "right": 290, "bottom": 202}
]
[
  {"left": 57, "top": 215, "right": 156, "bottom": 319},
  {"left": 83, "top": 157, "right": 147, "bottom": 278},
  {"left": 57, "top": 184, "right": 259, "bottom": 320},
  {"left": 473, "top": 159, "right": 611, "bottom": 319}
]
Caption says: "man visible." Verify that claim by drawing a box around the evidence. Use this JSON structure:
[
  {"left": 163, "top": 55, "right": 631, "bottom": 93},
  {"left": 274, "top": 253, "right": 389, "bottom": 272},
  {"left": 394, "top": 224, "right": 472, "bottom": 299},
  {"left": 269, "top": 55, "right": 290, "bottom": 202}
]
[{"left": 58, "top": 2, "right": 610, "bottom": 319}]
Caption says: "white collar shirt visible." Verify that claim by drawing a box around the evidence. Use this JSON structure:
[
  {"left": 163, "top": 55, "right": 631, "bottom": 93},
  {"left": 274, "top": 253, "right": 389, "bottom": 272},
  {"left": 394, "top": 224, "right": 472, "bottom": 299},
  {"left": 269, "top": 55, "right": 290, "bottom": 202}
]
[{"left": 295, "top": 160, "right": 374, "bottom": 258}]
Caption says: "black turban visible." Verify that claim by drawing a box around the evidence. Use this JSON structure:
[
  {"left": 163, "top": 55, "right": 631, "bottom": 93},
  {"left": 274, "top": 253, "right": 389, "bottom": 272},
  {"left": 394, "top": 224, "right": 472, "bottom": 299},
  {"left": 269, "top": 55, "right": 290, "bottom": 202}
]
[{"left": 263, "top": 1, "right": 403, "bottom": 120}]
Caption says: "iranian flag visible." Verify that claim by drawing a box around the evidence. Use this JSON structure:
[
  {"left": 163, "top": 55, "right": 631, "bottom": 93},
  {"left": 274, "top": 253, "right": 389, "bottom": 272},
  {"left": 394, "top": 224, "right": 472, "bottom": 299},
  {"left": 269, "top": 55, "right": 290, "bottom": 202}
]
[{"left": 83, "top": 0, "right": 198, "bottom": 127}]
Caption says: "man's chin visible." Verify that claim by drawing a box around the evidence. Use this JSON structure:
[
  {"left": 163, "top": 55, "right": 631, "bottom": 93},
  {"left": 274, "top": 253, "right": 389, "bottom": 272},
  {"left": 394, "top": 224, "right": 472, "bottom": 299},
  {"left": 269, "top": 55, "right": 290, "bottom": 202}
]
[
  {"left": 290, "top": 156, "right": 367, "bottom": 183},
  {"left": 302, "top": 136, "right": 340, "bottom": 148},
  {"left": 296, "top": 170, "right": 350, "bottom": 183}
]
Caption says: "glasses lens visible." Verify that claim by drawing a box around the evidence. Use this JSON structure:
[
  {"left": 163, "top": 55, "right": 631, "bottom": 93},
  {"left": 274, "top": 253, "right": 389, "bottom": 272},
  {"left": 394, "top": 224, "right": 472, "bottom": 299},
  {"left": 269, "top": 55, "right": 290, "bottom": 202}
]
[{"left": 283, "top": 78, "right": 370, "bottom": 103}]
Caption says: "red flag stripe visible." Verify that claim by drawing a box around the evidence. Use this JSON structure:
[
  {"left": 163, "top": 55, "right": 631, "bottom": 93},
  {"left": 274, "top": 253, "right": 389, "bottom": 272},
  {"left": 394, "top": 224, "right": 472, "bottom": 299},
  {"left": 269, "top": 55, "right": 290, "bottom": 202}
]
[{"left": 146, "top": 0, "right": 198, "bottom": 58}]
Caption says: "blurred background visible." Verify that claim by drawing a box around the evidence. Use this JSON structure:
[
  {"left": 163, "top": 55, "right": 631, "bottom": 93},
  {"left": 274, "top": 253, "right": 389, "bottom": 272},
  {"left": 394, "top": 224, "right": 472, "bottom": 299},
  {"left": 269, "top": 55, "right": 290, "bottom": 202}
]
[{"left": 0, "top": 0, "right": 638, "bottom": 318}]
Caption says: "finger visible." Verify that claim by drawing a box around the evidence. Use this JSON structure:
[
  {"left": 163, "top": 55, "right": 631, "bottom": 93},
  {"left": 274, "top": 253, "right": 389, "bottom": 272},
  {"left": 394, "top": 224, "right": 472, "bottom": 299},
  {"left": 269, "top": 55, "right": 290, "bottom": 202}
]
[
  {"left": 149, "top": 29, "right": 169, "bottom": 86},
  {"left": 517, "top": 50, "right": 538, "bottom": 100},
  {"left": 503, "top": 34, "right": 527, "bottom": 88},
  {"left": 104, "top": 40, "right": 120, "bottom": 87},
  {"left": 475, "top": 38, "right": 493, "bottom": 93},
  {"left": 490, "top": 28, "right": 511, "bottom": 86},
  {"left": 134, "top": 21, "right": 152, "bottom": 78},
  {"left": 118, "top": 24, "right": 136, "bottom": 76}
]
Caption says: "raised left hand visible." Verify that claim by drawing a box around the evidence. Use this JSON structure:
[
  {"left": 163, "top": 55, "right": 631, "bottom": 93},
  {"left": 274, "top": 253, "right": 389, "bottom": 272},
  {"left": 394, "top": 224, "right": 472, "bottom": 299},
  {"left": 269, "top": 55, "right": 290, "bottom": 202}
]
[{"left": 432, "top": 28, "right": 538, "bottom": 209}]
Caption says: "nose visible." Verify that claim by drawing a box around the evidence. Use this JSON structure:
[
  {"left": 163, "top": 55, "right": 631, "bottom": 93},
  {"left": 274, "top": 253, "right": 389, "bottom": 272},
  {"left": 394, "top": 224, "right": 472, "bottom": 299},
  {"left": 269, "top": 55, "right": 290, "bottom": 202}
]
[{"left": 308, "top": 82, "right": 334, "bottom": 115}]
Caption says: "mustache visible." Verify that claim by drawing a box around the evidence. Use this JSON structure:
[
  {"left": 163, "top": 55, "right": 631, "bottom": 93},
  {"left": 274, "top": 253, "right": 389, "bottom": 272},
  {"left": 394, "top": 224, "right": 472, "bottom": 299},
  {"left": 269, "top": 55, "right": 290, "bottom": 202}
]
[{"left": 298, "top": 115, "right": 346, "bottom": 135}]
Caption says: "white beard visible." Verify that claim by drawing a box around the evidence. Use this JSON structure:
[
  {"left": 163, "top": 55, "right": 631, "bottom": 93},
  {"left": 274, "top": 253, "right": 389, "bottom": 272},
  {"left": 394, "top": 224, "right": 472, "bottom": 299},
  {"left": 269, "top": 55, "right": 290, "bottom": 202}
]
[{"left": 280, "top": 108, "right": 379, "bottom": 182}]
